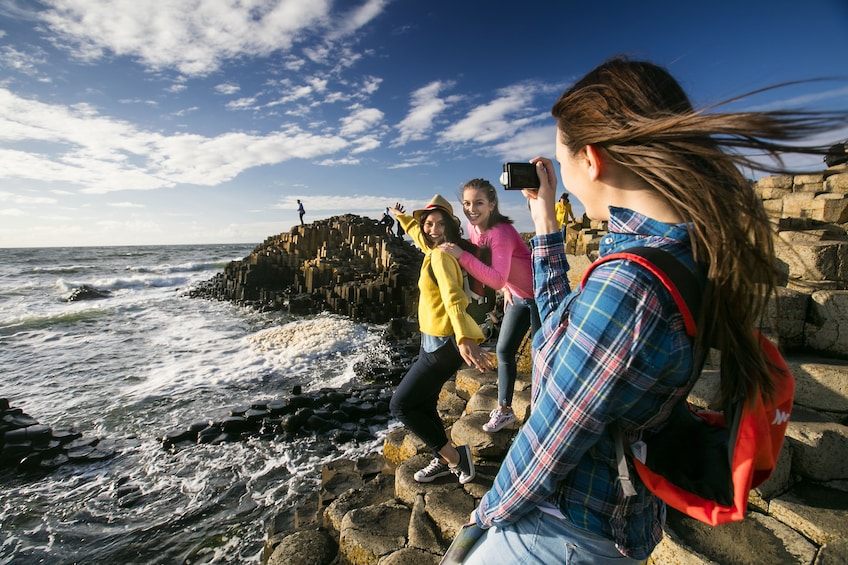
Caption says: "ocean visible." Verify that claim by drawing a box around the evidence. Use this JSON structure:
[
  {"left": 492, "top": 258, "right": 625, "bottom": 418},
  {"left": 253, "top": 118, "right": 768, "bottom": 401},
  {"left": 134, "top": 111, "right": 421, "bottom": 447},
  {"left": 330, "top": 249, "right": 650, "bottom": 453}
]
[{"left": 0, "top": 244, "right": 395, "bottom": 564}]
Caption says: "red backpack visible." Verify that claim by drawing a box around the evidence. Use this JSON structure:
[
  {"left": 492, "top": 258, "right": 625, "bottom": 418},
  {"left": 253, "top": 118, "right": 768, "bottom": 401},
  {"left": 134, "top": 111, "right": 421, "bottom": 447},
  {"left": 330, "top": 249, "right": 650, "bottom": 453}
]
[{"left": 581, "top": 247, "right": 795, "bottom": 526}]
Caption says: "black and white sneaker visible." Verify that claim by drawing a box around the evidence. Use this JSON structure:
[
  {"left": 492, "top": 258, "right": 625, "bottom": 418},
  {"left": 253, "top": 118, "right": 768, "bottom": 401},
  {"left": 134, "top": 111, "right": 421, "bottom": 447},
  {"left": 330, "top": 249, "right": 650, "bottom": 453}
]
[
  {"left": 414, "top": 457, "right": 451, "bottom": 482},
  {"left": 450, "top": 444, "right": 476, "bottom": 484}
]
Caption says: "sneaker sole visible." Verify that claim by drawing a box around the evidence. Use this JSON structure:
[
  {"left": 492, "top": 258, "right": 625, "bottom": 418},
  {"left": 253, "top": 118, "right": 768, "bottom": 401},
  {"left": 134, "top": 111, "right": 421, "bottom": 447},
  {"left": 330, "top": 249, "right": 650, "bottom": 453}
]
[
  {"left": 414, "top": 471, "right": 452, "bottom": 483},
  {"left": 482, "top": 418, "right": 516, "bottom": 433}
]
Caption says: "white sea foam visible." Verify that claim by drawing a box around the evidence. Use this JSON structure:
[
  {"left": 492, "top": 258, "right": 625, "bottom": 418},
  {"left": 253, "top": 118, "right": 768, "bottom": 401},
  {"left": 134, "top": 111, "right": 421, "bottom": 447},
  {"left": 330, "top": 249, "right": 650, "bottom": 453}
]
[{"left": 248, "top": 313, "right": 381, "bottom": 389}]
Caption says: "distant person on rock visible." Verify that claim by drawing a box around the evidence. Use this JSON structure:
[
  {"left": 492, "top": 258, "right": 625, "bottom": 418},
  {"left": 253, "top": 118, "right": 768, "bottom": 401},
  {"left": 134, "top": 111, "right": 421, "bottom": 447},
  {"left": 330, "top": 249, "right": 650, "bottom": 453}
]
[
  {"left": 555, "top": 192, "right": 576, "bottom": 232},
  {"left": 379, "top": 207, "right": 395, "bottom": 235},
  {"left": 460, "top": 57, "right": 842, "bottom": 564},
  {"left": 440, "top": 178, "right": 539, "bottom": 434},
  {"left": 297, "top": 199, "right": 305, "bottom": 225},
  {"left": 389, "top": 195, "right": 494, "bottom": 486}
]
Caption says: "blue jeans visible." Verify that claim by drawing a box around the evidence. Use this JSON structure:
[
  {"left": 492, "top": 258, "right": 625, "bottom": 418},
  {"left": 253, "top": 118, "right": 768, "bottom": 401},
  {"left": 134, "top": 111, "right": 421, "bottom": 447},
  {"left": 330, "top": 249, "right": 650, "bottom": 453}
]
[
  {"left": 464, "top": 509, "right": 643, "bottom": 565},
  {"left": 390, "top": 340, "right": 463, "bottom": 454},
  {"left": 496, "top": 296, "right": 540, "bottom": 408}
]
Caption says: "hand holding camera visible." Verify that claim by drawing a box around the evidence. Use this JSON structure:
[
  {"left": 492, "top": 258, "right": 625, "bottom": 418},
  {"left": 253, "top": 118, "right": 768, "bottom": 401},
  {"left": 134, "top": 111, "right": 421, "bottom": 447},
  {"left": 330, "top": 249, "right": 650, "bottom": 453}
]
[{"left": 501, "top": 158, "right": 560, "bottom": 235}]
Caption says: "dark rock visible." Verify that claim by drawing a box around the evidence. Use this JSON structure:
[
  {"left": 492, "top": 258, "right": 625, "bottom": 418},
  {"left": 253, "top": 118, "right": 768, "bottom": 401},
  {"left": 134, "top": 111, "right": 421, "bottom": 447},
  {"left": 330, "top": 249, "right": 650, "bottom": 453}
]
[
  {"left": 51, "top": 428, "right": 83, "bottom": 444},
  {"left": 67, "top": 284, "right": 112, "bottom": 301}
]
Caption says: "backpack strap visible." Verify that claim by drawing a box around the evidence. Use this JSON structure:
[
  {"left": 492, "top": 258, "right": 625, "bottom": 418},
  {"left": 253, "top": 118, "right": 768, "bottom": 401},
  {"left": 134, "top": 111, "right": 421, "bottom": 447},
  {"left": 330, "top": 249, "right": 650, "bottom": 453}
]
[
  {"left": 582, "top": 246, "right": 701, "bottom": 337},
  {"left": 585, "top": 247, "right": 705, "bottom": 498}
]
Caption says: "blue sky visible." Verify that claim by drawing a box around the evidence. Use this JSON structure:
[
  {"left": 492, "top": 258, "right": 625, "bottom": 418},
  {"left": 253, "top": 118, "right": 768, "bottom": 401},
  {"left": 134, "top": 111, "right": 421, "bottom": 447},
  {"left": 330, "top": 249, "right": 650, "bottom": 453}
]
[{"left": 1, "top": 0, "right": 847, "bottom": 248}]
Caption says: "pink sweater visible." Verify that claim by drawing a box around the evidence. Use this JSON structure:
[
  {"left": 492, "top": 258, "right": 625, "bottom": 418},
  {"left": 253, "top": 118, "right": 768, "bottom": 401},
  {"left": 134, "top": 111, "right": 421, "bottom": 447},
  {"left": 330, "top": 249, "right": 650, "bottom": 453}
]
[{"left": 459, "top": 222, "right": 534, "bottom": 300}]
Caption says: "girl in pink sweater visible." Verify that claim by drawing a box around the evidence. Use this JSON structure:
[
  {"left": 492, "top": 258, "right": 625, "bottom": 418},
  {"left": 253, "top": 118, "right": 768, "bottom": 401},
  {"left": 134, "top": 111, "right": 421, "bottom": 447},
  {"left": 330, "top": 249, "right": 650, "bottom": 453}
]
[{"left": 442, "top": 179, "right": 540, "bottom": 432}]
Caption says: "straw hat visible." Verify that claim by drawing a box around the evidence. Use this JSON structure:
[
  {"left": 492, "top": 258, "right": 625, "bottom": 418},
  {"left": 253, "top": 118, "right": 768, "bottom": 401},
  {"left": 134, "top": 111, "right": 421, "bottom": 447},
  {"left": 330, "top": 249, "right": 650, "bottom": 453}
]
[{"left": 412, "top": 194, "right": 456, "bottom": 223}]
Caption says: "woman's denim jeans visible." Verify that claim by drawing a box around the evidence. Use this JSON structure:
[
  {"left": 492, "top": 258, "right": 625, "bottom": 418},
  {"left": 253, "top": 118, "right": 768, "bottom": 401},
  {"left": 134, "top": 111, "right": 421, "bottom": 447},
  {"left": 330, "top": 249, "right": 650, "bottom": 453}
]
[
  {"left": 463, "top": 509, "right": 644, "bottom": 565},
  {"left": 496, "top": 296, "right": 540, "bottom": 407},
  {"left": 389, "top": 340, "right": 463, "bottom": 454}
]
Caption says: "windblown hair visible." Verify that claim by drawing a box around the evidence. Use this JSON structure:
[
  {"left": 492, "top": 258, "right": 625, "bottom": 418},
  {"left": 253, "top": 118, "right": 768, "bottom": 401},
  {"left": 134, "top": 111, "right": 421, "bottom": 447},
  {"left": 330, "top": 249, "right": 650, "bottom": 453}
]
[
  {"left": 461, "top": 178, "right": 514, "bottom": 230},
  {"left": 552, "top": 57, "right": 848, "bottom": 405},
  {"left": 418, "top": 209, "right": 477, "bottom": 254}
]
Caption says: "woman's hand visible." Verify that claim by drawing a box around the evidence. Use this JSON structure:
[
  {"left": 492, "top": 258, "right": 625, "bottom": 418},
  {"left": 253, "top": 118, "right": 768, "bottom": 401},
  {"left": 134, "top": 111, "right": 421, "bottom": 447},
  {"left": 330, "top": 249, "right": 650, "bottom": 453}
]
[
  {"left": 458, "top": 337, "right": 494, "bottom": 372},
  {"left": 438, "top": 242, "right": 464, "bottom": 259},
  {"left": 502, "top": 287, "right": 513, "bottom": 307},
  {"left": 524, "top": 158, "right": 559, "bottom": 235},
  {"left": 389, "top": 202, "right": 405, "bottom": 216}
]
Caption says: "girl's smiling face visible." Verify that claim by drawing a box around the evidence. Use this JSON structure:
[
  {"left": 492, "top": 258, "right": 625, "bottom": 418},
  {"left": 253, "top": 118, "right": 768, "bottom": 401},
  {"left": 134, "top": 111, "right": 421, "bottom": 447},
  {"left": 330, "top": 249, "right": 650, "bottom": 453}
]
[
  {"left": 462, "top": 187, "right": 495, "bottom": 230},
  {"left": 422, "top": 210, "right": 448, "bottom": 247}
]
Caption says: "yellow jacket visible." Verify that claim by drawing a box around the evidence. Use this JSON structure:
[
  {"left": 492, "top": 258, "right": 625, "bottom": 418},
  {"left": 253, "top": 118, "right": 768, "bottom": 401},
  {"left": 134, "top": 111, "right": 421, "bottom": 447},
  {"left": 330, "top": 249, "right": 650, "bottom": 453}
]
[
  {"left": 555, "top": 201, "right": 575, "bottom": 228},
  {"left": 398, "top": 213, "right": 483, "bottom": 344}
]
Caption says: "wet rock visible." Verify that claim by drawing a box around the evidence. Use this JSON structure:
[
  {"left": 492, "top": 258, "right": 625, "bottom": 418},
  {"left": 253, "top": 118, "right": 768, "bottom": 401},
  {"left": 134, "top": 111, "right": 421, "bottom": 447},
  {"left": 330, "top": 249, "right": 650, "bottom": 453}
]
[
  {"left": 0, "top": 400, "right": 112, "bottom": 472},
  {"left": 67, "top": 284, "right": 112, "bottom": 301}
]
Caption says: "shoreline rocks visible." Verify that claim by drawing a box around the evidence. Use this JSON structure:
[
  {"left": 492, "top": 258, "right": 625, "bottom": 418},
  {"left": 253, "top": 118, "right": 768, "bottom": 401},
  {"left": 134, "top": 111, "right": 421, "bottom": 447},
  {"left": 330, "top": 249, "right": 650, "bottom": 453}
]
[{"left": 0, "top": 397, "right": 116, "bottom": 472}]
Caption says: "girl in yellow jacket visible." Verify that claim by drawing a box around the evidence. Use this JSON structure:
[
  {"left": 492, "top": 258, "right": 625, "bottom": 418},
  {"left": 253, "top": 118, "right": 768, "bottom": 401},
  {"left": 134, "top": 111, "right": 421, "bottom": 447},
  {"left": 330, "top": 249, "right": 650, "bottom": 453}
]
[{"left": 389, "top": 195, "right": 494, "bottom": 485}]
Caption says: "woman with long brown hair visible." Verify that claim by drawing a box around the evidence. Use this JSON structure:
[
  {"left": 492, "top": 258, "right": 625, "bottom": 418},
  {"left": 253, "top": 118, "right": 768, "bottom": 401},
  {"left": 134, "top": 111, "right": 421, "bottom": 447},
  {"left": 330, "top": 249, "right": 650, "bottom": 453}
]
[
  {"left": 462, "top": 57, "right": 846, "bottom": 563},
  {"left": 441, "top": 178, "right": 539, "bottom": 433}
]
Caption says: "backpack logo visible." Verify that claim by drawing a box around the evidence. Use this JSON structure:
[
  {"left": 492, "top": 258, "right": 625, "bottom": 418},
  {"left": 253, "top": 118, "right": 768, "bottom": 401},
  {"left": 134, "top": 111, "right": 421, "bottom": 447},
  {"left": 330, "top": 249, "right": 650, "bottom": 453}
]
[{"left": 772, "top": 409, "right": 791, "bottom": 426}]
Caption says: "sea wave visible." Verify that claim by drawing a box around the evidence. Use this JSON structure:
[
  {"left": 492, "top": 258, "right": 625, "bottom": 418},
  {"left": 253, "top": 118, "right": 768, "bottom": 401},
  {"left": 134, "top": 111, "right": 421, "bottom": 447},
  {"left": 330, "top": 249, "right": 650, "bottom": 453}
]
[
  {"left": 124, "top": 259, "right": 232, "bottom": 275},
  {"left": 0, "top": 307, "right": 111, "bottom": 335},
  {"left": 28, "top": 264, "right": 98, "bottom": 275},
  {"left": 55, "top": 272, "right": 201, "bottom": 294}
]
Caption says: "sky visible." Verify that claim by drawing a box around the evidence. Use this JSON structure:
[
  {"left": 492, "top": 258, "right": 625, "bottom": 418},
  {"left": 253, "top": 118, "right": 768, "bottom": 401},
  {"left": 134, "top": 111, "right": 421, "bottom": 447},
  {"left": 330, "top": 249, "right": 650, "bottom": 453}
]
[{"left": 1, "top": 0, "right": 847, "bottom": 248}]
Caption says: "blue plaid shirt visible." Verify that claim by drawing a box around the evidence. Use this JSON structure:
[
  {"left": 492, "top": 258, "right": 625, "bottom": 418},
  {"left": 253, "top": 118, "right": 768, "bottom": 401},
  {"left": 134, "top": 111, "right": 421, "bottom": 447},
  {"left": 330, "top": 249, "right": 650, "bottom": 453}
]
[{"left": 473, "top": 207, "right": 699, "bottom": 560}]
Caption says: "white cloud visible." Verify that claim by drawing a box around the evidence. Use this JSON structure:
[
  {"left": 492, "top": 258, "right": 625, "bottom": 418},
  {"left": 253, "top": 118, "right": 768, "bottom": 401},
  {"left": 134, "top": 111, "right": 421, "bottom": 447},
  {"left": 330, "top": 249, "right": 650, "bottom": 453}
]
[
  {"left": 393, "top": 80, "right": 457, "bottom": 146},
  {"left": 0, "top": 190, "right": 58, "bottom": 205},
  {"left": 108, "top": 201, "right": 145, "bottom": 208},
  {"left": 0, "top": 45, "right": 48, "bottom": 77},
  {"left": 38, "top": 0, "right": 343, "bottom": 76},
  {"left": 227, "top": 97, "right": 258, "bottom": 110},
  {"left": 317, "top": 157, "right": 360, "bottom": 166},
  {"left": 439, "top": 84, "right": 545, "bottom": 145},
  {"left": 267, "top": 84, "right": 317, "bottom": 107},
  {"left": 329, "top": 0, "right": 392, "bottom": 39},
  {"left": 490, "top": 124, "right": 557, "bottom": 161},
  {"left": 0, "top": 88, "right": 352, "bottom": 192},
  {"left": 387, "top": 152, "right": 436, "bottom": 169},
  {"left": 215, "top": 83, "right": 241, "bottom": 95},
  {"left": 350, "top": 135, "right": 382, "bottom": 154},
  {"left": 339, "top": 105, "right": 384, "bottom": 137},
  {"left": 360, "top": 76, "right": 382, "bottom": 95}
]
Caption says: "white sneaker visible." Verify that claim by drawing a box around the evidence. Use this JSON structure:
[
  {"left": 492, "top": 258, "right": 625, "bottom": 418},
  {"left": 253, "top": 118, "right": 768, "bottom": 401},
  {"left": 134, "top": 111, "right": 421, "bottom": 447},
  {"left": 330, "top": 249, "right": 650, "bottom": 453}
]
[
  {"left": 414, "top": 457, "right": 451, "bottom": 482},
  {"left": 482, "top": 408, "right": 516, "bottom": 432}
]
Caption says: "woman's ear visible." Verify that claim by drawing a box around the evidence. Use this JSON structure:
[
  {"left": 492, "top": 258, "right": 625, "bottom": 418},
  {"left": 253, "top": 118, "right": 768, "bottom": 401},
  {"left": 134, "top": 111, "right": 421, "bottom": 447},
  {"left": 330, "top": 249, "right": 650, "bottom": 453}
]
[{"left": 584, "top": 144, "right": 603, "bottom": 181}]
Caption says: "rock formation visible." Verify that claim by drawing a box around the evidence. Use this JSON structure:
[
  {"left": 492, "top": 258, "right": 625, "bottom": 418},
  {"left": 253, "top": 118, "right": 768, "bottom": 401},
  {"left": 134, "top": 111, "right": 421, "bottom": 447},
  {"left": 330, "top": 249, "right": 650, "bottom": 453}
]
[{"left": 190, "top": 214, "right": 423, "bottom": 324}]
